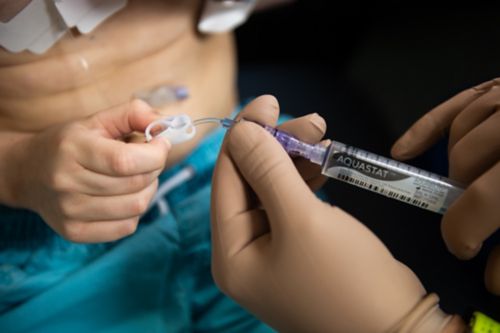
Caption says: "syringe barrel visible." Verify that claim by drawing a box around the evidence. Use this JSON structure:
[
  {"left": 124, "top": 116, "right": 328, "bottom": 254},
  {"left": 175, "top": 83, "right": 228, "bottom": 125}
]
[{"left": 321, "top": 140, "right": 464, "bottom": 214}]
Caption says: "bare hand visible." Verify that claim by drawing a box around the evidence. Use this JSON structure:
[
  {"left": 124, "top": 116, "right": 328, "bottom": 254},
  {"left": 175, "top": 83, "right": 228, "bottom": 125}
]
[{"left": 11, "top": 100, "right": 170, "bottom": 243}]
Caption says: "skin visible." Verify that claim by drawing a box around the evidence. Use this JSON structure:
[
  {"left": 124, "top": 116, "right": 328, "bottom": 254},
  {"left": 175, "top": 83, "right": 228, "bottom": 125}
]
[{"left": 0, "top": 0, "right": 237, "bottom": 242}]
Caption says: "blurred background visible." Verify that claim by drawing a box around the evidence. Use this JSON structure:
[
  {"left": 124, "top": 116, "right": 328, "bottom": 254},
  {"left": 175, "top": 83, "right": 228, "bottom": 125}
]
[{"left": 236, "top": 1, "right": 500, "bottom": 319}]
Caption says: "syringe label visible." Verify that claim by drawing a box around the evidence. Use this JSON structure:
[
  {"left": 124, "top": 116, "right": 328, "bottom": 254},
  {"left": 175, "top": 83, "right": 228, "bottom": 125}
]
[
  {"left": 326, "top": 166, "right": 448, "bottom": 213},
  {"left": 331, "top": 152, "right": 409, "bottom": 181}
]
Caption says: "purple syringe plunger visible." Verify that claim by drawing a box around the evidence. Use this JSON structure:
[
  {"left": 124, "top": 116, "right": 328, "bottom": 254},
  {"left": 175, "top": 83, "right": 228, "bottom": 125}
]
[
  {"left": 217, "top": 118, "right": 327, "bottom": 165},
  {"left": 263, "top": 125, "right": 327, "bottom": 165}
]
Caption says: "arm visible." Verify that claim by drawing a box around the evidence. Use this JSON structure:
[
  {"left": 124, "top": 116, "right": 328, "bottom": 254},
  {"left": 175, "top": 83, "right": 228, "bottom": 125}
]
[{"left": 0, "top": 130, "right": 31, "bottom": 205}]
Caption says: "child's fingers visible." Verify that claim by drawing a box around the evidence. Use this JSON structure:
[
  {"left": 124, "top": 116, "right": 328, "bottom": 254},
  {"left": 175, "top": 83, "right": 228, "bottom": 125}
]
[
  {"left": 88, "top": 99, "right": 161, "bottom": 139},
  {"left": 61, "top": 217, "right": 141, "bottom": 243},
  {"left": 79, "top": 136, "right": 170, "bottom": 176},
  {"left": 59, "top": 180, "right": 158, "bottom": 222},
  {"left": 75, "top": 168, "right": 162, "bottom": 196}
]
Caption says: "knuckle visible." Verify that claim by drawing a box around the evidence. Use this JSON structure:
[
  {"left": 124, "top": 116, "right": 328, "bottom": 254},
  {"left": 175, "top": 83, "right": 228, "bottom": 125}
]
[
  {"left": 449, "top": 117, "right": 467, "bottom": 143},
  {"left": 61, "top": 222, "right": 85, "bottom": 243},
  {"left": 131, "top": 195, "right": 150, "bottom": 215},
  {"left": 127, "top": 174, "right": 150, "bottom": 190},
  {"left": 56, "top": 124, "right": 84, "bottom": 150},
  {"left": 129, "top": 98, "right": 150, "bottom": 112},
  {"left": 119, "top": 219, "right": 139, "bottom": 237},
  {"left": 58, "top": 195, "right": 77, "bottom": 218},
  {"left": 110, "top": 149, "right": 136, "bottom": 175},
  {"left": 47, "top": 172, "right": 68, "bottom": 191},
  {"left": 448, "top": 143, "right": 468, "bottom": 181}
]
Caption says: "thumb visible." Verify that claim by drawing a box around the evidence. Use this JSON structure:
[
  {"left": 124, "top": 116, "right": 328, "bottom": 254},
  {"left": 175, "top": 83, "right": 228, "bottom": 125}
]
[
  {"left": 89, "top": 99, "right": 162, "bottom": 139},
  {"left": 227, "top": 120, "right": 319, "bottom": 223}
]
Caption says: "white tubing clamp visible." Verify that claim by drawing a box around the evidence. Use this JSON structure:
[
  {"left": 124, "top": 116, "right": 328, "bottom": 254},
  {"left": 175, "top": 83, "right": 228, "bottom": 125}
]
[{"left": 144, "top": 114, "right": 196, "bottom": 145}]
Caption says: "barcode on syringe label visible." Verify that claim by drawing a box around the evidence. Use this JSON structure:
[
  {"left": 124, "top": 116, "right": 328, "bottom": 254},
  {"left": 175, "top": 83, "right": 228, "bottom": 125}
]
[
  {"left": 328, "top": 167, "right": 445, "bottom": 212},
  {"left": 337, "top": 173, "right": 430, "bottom": 209}
]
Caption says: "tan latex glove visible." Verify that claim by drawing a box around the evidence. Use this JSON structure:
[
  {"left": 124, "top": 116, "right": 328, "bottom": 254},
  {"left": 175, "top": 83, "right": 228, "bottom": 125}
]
[
  {"left": 211, "top": 95, "right": 464, "bottom": 333},
  {"left": 391, "top": 78, "right": 500, "bottom": 295}
]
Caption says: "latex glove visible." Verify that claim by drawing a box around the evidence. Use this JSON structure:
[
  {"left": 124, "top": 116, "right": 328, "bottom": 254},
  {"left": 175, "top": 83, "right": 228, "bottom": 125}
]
[
  {"left": 211, "top": 95, "right": 463, "bottom": 332},
  {"left": 7, "top": 100, "right": 170, "bottom": 243},
  {"left": 391, "top": 78, "right": 500, "bottom": 295}
]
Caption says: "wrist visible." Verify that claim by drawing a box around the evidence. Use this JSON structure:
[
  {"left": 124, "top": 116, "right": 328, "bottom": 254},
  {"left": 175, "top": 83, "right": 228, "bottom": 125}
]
[
  {"left": 0, "top": 131, "right": 33, "bottom": 207},
  {"left": 392, "top": 293, "right": 461, "bottom": 333}
]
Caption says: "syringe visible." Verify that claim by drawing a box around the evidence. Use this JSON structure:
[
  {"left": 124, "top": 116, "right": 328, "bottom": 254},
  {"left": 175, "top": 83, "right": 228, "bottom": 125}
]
[
  {"left": 145, "top": 115, "right": 464, "bottom": 214},
  {"left": 210, "top": 117, "right": 464, "bottom": 214}
]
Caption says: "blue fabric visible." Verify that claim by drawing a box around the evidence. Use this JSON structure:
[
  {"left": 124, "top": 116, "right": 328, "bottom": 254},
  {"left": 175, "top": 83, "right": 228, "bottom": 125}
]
[{"left": 0, "top": 116, "right": 277, "bottom": 332}]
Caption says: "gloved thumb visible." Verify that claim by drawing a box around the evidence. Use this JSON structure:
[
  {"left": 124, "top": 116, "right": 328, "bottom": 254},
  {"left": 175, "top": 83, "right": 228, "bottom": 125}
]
[{"left": 227, "top": 120, "right": 319, "bottom": 224}]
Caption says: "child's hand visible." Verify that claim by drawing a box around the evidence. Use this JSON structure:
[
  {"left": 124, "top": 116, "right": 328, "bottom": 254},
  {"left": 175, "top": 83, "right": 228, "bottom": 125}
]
[
  {"left": 13, "top": 100, "right": 170, "bottom": 243},
  {"left": 391, "top": 78, "right": 500, "bottom": 295}
]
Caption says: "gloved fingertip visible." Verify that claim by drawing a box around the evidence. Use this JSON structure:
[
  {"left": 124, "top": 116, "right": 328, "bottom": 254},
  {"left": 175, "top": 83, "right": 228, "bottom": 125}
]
[
  {"left": 308, "top": 113, "right": 327, "bottom": 136},
  {"left": 390, "top": 140, "right": 410, "bottom": 160},
  {"left": 257, "top": 94, "right": 279, "bottom": 111},
  {"left": 320, "top": 139, "right": 331, "bottom": 147},
  {"left": 472, "top": 78, "right": 500, "bottom": 93},
  {"left": 452, "top": 242, "right": 482, "bottom": 260}
]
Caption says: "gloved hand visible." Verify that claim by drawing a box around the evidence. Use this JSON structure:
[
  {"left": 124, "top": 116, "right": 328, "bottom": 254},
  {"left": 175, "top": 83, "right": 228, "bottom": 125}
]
[
  {"left": 391, "top": 78, "right": 500, "bottom": 295},
  {"left": 211, "top": 95, "right": 464, "bottom": 332},
  {"left": 6, "top": 100, "right": 170, "bottom": 243}
]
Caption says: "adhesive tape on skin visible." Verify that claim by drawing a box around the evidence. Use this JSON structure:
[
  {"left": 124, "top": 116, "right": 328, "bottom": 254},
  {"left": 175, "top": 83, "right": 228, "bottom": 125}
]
[
  {"left": 198, "top": 0, "right": 257, "bottom": 33},
  {"left": 0, "top": 0, "right": 127, "bottom": 54},
  {"left": 145, "top": 114, "right": 196, "bottom": 145}
]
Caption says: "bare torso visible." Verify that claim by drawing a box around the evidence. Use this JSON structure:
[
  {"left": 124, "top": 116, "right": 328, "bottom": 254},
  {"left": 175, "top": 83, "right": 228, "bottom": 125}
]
[{"left": 0, "top": 0, "right": 237, "bottom": 164}]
